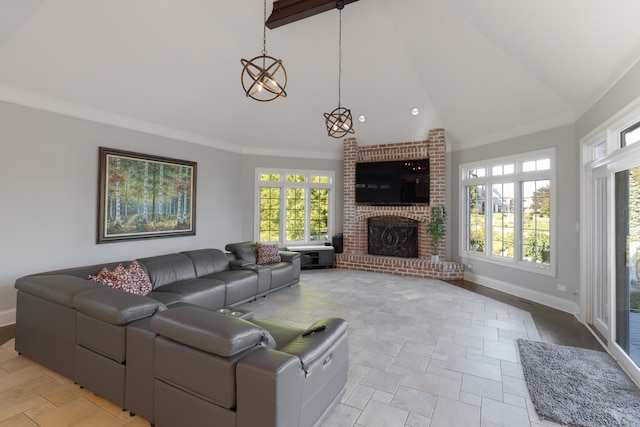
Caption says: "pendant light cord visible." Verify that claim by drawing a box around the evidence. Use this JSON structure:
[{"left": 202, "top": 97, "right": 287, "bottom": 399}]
[
  {"left": 338, "top": 8, "right": 342, "bottom": 108},
  {"left": 262, "top": 0, "right": 267, "bottom": 56}
]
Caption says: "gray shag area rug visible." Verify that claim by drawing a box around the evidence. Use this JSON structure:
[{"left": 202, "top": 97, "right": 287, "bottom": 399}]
[{"left": 517, "top": 339, "right": 640, "bottom": 427}]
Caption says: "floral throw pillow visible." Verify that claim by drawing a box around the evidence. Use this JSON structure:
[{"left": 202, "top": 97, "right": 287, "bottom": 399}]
[
  {"left": 87, "top": 260, "right": 152, "bottom": 296},
  {"left": 256, "top": 242, "right": 282, "bottom": 264}
]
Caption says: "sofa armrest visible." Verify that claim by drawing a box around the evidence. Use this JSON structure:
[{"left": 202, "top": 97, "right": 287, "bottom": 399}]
[
  {"left": 279, "top": 318, "right": 348, "bottom": 369},
  {"left": 229, "top": 259, "right": 256, "bottom": 269},
  {"left": 236, "top": 347, "right": 304, "bottom": 427},
  {"left": 73, "top": 288, "right": 160, "bottom": 325},
  {"left": 150, "top": 305, "right": 274, "bottom": 357},
  {"left": 15, "top": 274, "right": 103, "bottom": 307},
  {"left": 279, "top": 251, "right": 300, "bottom": 263}
]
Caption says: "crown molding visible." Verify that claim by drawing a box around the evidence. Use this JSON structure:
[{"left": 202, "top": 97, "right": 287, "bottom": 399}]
[
  {"left": 0, "top": 84, "right": 244, "bottom": 153},
  {"left": 449, "top": 112, "right": 576, "bottom": 152},
  {"left": 0, "top": 84, "right": 345, "bottom": 160},
  {"left": 576, "top": 39, "right": 640, "bottom": 120}
]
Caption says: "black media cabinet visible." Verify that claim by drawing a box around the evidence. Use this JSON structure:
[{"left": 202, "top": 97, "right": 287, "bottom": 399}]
[{"left": 288, "top": 246, "right": 335, "bottom": 269}]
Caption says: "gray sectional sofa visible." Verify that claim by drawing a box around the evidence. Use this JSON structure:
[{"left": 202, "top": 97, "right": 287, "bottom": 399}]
[{"left": 14, "top": 244, "right": 348, "bottom": 427}]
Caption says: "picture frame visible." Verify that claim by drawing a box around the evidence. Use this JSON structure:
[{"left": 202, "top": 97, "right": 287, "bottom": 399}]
[{"left": 97, "top": 147, "right": 197, "bottom": 243}]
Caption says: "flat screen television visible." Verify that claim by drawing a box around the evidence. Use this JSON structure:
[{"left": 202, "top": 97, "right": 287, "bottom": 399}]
[{"left": 355, "top": 159, "right": 430, "bottom": 205}]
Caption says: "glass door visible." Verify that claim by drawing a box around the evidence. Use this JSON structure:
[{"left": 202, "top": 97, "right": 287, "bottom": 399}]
[{"left": 615, "top": 166, "right": 640, "bottom": 366}]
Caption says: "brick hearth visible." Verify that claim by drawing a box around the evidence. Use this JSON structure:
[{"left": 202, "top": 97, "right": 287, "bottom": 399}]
[{"left": 335, "top": 129, "right": 464, "bottom": 280}]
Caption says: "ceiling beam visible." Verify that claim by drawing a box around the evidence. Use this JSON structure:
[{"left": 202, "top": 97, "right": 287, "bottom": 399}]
[{"left": 266, "top": 0, "right": 359, "bottom": 29}]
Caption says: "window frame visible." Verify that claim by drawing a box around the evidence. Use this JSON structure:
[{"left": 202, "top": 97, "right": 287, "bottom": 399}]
[
  {"left": 459, "top": 148, "right": 556, "bottom": 276},
  {"left": 254, "top": 168, "right": 334, "bottom": 245}
]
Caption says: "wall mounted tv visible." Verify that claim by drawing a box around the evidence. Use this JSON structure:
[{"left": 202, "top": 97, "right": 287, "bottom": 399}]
[{"left": 355, "top": 159, "right": 430, "bottom": 205}]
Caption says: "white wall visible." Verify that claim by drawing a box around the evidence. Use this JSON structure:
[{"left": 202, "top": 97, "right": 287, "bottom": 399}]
[
  {"left": 0, "top": 101, "right": 245, "bottom": 323},
  {"left": 449, "top": 124, "right": 581, "bottom": 315}
]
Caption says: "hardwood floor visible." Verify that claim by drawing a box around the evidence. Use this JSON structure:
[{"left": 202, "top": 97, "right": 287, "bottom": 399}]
[{"left": 0, "top": 272, "right": 603, "bottom": 426}]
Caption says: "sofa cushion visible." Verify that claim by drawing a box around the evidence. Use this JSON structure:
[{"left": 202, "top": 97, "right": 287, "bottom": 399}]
[
  {"left": 269, "top": 262, "right": 294, "bottom": 289},
  {"left": 137, "top": 253, "right": 197, "bottom": 289},
  {"left": 256, "top": 242, "right": 282, "bottom": 264},
  {"left": 182, "top": 249, "right": 230, "bottom": 277},
  {"left": 152, "top": 278, "right": 226, "bottom": 310},
  {"left": 205, "top": 270, "right": 258, "bottom": 306}
]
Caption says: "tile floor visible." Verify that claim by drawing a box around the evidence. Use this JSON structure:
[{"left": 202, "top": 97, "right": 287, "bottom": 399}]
[{"left": 0, "top": 269, "right": 599, "bottom": 426}]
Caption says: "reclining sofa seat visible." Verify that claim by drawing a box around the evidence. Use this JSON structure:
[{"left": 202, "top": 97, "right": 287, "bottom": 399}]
[
  {"left": 150, "top": 305, "right": 349, "bottom": 427},
  {"left": 225, "top": 241, "right": 301, "bottom": 294}
]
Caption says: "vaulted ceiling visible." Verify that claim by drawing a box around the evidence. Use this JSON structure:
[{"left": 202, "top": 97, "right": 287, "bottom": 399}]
[{"left": 2, "top": 0, "right": 640, "bottom": 159}]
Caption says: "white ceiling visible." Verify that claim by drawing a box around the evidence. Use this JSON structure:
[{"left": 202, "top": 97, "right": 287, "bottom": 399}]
[{"left": 2, "top": 0, "right": 640, "bottom": 159}]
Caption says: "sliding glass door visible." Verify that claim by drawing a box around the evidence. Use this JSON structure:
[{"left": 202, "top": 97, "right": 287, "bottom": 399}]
[{"left": 615, "top": 166, "right": 640, "bottom": 366}]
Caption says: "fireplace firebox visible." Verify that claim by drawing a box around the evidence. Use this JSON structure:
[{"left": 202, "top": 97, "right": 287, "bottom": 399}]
[{"left": 368, "top": 216, "right": 419, "bottom": 258}]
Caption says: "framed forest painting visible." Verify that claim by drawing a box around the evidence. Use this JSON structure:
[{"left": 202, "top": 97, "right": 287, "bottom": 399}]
[{"left": 97, "top": 147, "right": 197, "bottom": 243}]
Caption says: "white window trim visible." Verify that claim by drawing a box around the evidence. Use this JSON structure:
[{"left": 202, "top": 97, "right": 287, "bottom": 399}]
[
  {"left": 580, "top": 98, "right": 640, "bottom": 387},
  {"left": 459, "top": 148, "right": 557, "bottom": 277},
  {"left": 254, "top": 167, "right": 335, "bottom": 245}
]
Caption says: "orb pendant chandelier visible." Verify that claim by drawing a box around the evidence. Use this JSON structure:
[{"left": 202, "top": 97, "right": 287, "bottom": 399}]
[
  {"left": 323, "top": 3, "right": 354, "bottom": 138},
  {"left": 241, "top": 0, "right": 287, "bottom": 102}
]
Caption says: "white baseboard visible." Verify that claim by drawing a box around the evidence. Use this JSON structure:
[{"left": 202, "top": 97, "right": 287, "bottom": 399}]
[
  {"left": 464, "top": 271, "right": 580, "bottom": 318},
  {"left": 0, "top": 309, "right": 16, "bottom": 327}
]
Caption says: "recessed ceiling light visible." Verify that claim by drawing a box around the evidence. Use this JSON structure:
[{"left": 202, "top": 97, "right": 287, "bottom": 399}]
[
  {"left": 410, "top": 108, "right": 420, "bottom": 116},
  {"left": 358, "top": 115, "right": 366, "bottom": 123}
]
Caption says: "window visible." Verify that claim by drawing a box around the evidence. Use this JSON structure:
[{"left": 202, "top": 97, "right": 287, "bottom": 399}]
[
  {"left": 622, "top": 121, "right": 640, "bottom": 147},
  {"left": 461, "top": 149, "right": 555, "bottom": 274},
  {"left": 256, "top": 169, "right": 334, "bottom": 244}
]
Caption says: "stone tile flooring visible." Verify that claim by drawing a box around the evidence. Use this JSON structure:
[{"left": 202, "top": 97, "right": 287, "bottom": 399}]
[
  {"left": 235, "top": 269, "right": 562, "bottom": 427},
  {"left": 0, "top": 269, "right": 573, "bottom": 426}
]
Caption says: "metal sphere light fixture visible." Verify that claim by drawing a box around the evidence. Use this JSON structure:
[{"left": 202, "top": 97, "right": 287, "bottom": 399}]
[
  {"left": 241, "top": 0, "right": 287, "bottom": 102},
  {"left": 324, "top": 2, "right": 354, "bottom": 138}
]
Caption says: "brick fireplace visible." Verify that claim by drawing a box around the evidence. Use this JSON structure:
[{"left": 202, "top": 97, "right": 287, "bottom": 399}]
[{"left": 335, "top": 128, "right": 464, "bottom": 280}]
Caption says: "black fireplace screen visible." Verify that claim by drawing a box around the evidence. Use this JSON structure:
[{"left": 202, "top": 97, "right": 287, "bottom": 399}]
[{"left": 368, "top": 216, "right": 419, "bottom": 258}]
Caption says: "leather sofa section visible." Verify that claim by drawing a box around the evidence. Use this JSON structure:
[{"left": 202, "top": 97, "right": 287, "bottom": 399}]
[
  {"left": 138, "top": 253, "right": 197, "bottom": 289},
  {"left": 76, "top": 313, "right": 127, "bottom": 362},
  {"left": 150, "top": 305, "right": 272, "bottom": 357},
  {"left": 224, "top": 241, "right": 258, "bottom": 263},
  {"left": 182, "top": 248, "right": 231, "bottom": 276},
  {"left": 154, "top": 336, "right": 245, "bottom": 410},
  {"left": 15, "top": 291, "right": 79, "bottom": 378},
  {"left": 279, "top": 317, "right": 348, "bottom": 369},
  {"left": 75, "top": 345, "right": 126, "bottom": 408},
  {"left": 126, "top": 318, "right": 156, "bottom": 423},
  {"left": 225, "top": 241, "right": 302, "bottom": 291},
  {"left": 208, "top": 270, "right": 258, "bottom": 306},
  {"left": 297, "top": 334, "right": 349, "bottom": 427},
  {"left": 268, "top": 262, "right": 295, "bottom": 290},
  {"left": 154, "top": 379, "right": 236, "bottom": 427},
  {"left": 236, "top": 347, "right": 304, "bottom": 427}
]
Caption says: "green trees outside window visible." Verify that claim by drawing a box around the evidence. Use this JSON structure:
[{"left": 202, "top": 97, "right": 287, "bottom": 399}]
[
  {"left": 257, "top": 170, "right": 332, "bottom": 244},
  {"left": 462, "top": 150, "right": 554, "bottom": 272}
]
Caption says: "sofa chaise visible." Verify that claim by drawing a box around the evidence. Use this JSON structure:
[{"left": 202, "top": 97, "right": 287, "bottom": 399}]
[{"left": 14, "top": 244, "right": 347, "bottom": 427}]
